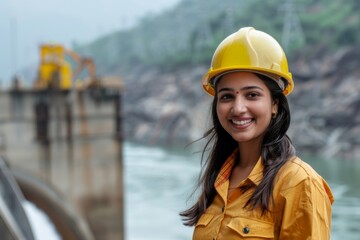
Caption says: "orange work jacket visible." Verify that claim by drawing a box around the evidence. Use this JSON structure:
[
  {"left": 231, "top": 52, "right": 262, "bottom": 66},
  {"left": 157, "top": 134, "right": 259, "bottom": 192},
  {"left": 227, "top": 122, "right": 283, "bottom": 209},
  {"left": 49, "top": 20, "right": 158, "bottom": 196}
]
[{"left": 193, "top": 150, "right": 334, "bottom": 240}]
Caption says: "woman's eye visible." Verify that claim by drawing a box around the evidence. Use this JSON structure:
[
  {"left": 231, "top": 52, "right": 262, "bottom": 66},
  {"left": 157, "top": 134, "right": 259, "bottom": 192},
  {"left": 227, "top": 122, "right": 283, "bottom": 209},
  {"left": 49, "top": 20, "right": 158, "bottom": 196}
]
[
  {"left": 247, "top": 92, "right": 260, "bottom": 98},
  {"left": 219, "top": 94, "right": 233, "bottom": 101}
]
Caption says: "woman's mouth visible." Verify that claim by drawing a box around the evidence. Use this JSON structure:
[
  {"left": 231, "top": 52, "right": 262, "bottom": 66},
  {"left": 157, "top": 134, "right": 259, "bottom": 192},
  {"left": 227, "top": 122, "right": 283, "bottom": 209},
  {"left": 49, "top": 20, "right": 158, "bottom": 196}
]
[{"left": 231, "top": 119, "right": 253, "bottom": 126}]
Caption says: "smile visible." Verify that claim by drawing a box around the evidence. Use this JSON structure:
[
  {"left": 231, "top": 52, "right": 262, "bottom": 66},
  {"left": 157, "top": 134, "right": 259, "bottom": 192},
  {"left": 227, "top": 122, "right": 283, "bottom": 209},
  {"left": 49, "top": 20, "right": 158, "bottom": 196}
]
[{"left": 231, "top": 119, "right": 253, "bottom": 126}]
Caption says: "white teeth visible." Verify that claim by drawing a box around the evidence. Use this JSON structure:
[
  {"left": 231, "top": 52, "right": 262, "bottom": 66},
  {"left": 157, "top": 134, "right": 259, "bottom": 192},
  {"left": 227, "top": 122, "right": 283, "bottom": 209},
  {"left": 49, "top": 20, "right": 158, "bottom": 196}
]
[{"left": 232, "top": 119, "right": 252, "bottom": 125}]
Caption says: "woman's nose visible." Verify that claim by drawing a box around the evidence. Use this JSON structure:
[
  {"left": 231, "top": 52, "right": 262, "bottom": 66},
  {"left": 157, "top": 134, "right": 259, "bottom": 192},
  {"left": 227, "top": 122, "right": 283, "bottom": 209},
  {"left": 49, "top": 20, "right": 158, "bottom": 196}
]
[{"left": 231, "top": 98, "right": 246, "bottom": 114}]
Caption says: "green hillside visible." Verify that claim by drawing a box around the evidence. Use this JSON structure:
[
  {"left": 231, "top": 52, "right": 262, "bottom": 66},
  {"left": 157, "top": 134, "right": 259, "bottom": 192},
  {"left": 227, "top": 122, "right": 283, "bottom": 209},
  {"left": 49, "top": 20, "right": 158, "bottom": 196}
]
[{"left": 77, "top": 0, "right": 360, "bottom": 74}]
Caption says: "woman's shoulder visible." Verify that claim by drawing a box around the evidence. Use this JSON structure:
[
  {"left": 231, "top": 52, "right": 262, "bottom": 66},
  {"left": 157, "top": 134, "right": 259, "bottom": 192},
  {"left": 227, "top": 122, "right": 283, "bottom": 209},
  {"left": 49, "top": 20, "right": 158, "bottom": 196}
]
[
  {"left": 283, "top": 156, "right": 318, "bottom": 174},
  {"left": 275, "top": 156, "right": 335, "bottom": 203},
  {"left": 276, "top": 156, "right": 325, "bottom": 189}
]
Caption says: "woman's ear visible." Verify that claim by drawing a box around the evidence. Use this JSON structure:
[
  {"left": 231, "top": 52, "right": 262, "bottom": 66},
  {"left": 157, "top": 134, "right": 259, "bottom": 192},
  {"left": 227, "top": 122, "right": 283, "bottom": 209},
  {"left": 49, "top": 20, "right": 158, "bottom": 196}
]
[{"left": 272, "top": 99, "right": 279, "bottom": 118}]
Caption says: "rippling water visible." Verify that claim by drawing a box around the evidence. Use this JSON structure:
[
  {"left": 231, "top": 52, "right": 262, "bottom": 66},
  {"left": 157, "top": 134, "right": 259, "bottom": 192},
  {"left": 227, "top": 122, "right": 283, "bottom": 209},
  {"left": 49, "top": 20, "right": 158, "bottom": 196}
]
[{"left": 124, "top": 142, "right": 360, "bottom": 240}]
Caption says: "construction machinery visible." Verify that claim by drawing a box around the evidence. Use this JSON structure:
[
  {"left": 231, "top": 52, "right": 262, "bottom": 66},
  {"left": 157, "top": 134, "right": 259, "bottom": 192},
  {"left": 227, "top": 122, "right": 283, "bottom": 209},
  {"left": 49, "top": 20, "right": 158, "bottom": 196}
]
[
  {"left": 34, "top": 44, "right": 115, "bottom": 91},
  {"left": 64, "top": 47, "right": 100, "bottom": 90},
  {"left": 34, "top": 44, "right": 72, "bottom": 90}
]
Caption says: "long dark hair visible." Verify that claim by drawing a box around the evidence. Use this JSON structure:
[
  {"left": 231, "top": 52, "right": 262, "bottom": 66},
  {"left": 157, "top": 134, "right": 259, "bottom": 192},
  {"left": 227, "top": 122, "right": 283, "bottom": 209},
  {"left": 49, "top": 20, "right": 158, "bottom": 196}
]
[{"left": 180, "top": 74, "right": 295, "bottom": 226}]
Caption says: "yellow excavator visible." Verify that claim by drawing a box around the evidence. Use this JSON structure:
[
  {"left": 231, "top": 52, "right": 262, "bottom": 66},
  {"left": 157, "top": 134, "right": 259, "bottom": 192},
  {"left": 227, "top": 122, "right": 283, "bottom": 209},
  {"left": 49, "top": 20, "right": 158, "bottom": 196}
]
[
  {"left": 33, "top": 44, "right": 106, "bottom": 91},
  {"left": 34, "top": 44, "right": 72, "bottom": 90}
]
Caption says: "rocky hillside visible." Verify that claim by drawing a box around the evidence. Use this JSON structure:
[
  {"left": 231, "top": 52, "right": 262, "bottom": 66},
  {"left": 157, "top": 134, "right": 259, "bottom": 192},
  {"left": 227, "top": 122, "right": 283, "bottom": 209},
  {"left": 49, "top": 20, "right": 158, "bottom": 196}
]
[
  {"left": 121, "top": 45, "right": 360, "bottom": 160},
  {"left": 289, "top": 45, "right": 360, "bottom": 159},
  {"left": 75, "top": 0, "right": 360, "bottom": 160}
]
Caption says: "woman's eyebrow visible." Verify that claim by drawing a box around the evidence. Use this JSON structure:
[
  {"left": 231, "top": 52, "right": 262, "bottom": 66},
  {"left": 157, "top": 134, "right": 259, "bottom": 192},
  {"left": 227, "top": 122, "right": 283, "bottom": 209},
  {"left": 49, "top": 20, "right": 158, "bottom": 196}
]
[
  {"left": 242, "top": 86, "right": 265, "bottom": 91},
  {"left": 218, "top": 85, "right": 264, "bottom": 93},
  {"left": 217, "top": 87, "right": 234, "bottom": 93}
]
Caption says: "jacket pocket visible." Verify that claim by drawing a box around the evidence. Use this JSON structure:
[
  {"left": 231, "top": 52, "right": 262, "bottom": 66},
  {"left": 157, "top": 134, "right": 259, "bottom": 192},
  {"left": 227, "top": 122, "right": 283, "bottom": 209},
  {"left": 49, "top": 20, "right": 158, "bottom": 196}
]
[
  {"left": 227, "top": 217, "right": 275, "bottom": 239},
  {"left": 195, "top": 213, "right": 215, "bottom": 227},
  {"left": 193, "top": 213, "right": 217, "bottom": 240}
]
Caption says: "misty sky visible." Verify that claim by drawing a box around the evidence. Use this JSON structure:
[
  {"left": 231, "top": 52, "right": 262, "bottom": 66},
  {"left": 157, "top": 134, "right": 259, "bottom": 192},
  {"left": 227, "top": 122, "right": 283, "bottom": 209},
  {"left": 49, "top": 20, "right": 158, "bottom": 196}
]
[{"left": 0, "top": 0, "right": 181, "bottom": 86}]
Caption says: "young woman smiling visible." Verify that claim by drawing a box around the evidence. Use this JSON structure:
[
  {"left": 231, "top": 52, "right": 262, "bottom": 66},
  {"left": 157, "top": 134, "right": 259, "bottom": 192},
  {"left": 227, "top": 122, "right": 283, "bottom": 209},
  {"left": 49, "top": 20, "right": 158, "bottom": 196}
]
[{"left": 181, "top": 27, "right": 334, "bottom": 240}]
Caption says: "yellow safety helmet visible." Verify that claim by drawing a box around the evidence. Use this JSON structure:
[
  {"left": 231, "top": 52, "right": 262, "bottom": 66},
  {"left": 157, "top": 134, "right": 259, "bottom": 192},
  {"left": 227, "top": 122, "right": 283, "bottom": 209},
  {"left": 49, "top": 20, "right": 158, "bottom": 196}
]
[{"left": 202, "top": 27, "right": 294, "bottom": 96}]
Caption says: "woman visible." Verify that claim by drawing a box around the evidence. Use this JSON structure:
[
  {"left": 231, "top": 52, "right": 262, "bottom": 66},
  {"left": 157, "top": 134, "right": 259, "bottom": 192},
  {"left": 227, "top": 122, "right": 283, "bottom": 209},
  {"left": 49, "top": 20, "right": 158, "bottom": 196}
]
[{"left": 181, "top": 27, "right": 334, "bottom": 239}]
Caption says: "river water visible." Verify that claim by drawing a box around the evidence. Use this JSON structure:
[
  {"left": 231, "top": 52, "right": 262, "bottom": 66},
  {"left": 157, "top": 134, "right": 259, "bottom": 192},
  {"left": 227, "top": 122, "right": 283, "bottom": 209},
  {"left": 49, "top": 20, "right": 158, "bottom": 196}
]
[{"left": 124, "top": 142, "right": 360, "bottom": 240}]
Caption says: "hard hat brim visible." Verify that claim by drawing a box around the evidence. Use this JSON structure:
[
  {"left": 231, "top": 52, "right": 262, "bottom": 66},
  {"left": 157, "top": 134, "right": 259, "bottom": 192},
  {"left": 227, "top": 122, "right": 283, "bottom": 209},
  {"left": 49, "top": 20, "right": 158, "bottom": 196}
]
[{"left": 202, "top": 67, "right": 293, "bottom": 96}]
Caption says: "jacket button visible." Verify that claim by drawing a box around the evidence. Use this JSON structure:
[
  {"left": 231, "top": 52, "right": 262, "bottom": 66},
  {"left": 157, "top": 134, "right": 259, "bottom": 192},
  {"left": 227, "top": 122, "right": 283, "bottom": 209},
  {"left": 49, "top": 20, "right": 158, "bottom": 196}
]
[{"left": 243, "top": 226, "right": 250, "bottom": 234}]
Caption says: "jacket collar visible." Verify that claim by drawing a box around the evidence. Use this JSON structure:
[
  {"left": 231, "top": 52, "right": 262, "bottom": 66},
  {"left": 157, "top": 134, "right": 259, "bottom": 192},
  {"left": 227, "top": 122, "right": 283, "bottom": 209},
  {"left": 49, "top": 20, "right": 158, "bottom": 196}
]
[
  {"left": 214, "top": 148, "right": 264, "bottom": 189},
  {"left": 247, "top": 156, "right": 263, "bottom": 186}
]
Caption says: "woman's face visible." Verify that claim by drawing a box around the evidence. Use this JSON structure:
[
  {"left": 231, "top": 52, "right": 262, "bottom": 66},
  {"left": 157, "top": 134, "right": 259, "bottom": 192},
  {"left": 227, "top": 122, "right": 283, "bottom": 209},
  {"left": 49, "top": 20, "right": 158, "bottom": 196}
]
[{"left": 216, "top": 72, "right": 278, "bottom": 145}]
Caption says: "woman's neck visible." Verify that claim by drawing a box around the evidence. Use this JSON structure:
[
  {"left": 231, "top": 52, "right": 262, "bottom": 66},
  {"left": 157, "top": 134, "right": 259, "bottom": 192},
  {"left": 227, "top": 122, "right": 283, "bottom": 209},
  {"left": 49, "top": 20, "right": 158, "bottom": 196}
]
[{"left": 237, "top": 141, "right": 261, "bottom": 168}]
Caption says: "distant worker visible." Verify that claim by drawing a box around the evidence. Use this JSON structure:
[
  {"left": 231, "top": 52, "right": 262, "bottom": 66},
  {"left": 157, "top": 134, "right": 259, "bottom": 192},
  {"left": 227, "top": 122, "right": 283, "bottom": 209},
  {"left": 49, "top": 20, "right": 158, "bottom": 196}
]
[{"left": 181, "top": 27, "right": 334, "bottom": 239}]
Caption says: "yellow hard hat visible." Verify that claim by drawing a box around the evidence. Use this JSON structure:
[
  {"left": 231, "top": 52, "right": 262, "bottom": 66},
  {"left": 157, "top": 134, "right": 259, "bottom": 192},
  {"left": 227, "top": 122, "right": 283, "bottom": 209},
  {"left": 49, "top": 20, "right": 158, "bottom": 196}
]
[{"left": 202, "top": 27, "right": 294, "bottom": 96}]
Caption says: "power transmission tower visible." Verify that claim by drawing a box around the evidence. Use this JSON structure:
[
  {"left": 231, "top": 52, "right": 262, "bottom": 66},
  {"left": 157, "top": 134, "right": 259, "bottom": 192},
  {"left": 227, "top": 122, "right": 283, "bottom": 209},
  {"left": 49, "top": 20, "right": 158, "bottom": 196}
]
[
  {"left": 280, "top": 0, "right": 305, "bottom": 52},
  {"left": 11, "top": 18, "right": 18, "bottom": 77},
  {"left": 223, "top": 8, "right": 236, "bottom": 34},
  {"left": 195, "top": 22, "right": 213, "bottom": 48}
]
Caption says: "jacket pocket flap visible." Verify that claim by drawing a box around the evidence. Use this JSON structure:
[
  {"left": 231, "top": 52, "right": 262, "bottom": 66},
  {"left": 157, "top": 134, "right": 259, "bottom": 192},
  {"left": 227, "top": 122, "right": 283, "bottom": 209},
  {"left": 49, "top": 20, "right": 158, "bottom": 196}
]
[
  {"left": 195, "top": 213, "right": 215, "bottom": 227},
  {"left": 227, "top": 217, "right": 274, "bottom": 238}
]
